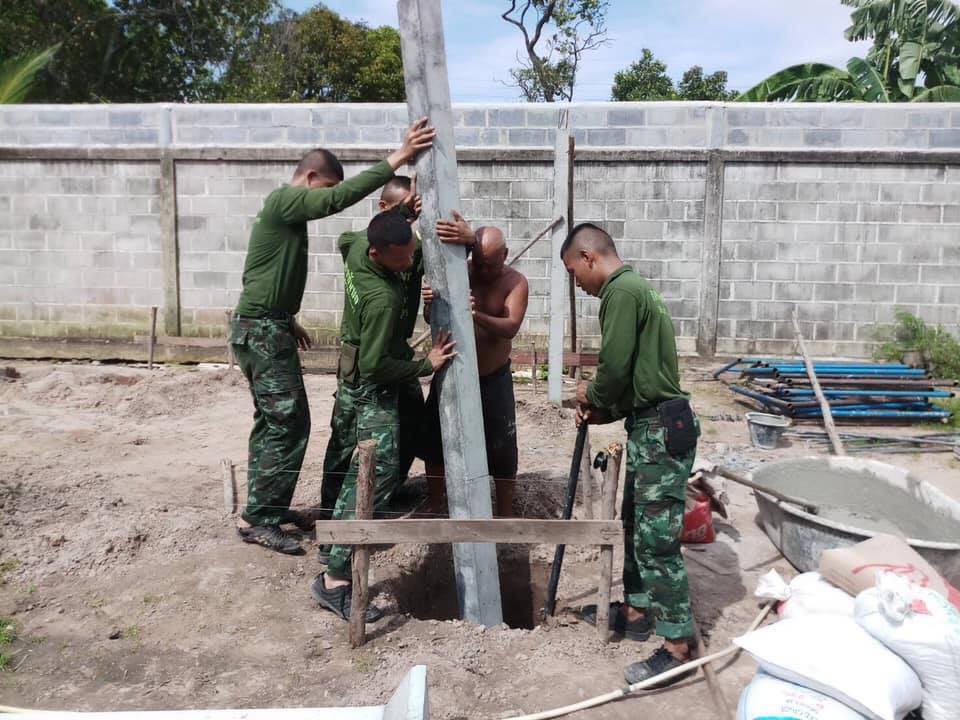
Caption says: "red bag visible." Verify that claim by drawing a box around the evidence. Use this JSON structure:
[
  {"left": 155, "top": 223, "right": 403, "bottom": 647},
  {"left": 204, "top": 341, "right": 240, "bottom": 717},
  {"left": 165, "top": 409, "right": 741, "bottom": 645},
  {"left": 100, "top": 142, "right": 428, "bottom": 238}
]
[{"left": 681, "top": 490, "right": 715, "bottom": 544}]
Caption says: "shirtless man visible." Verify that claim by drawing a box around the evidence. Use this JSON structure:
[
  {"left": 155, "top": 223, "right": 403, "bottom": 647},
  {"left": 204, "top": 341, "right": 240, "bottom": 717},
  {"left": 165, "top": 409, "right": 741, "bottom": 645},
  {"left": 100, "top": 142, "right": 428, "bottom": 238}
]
[{"left": 421, "top": 214, "right": 529, "bottom": 516}]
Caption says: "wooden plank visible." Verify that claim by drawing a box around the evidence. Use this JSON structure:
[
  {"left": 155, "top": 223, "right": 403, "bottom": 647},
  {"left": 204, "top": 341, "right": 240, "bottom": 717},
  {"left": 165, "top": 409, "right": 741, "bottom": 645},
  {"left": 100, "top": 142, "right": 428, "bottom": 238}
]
[
  {"left": 596, "top": 442, "right": 623, "bottom": 642},
  {"left": 398, "top": 0, "right": 503, "bottom": 627},
  {"left": 548, "top": 117, "right": 570, "bottom": 405},
  {"left": 350, "top": 440, "right": 376, "bottom": 648},
  {"left": 135, "top": 335, "right": 227, "bottom": 348},
  {"left": 313, "top": 519, "right": 621, "bottom": 546}
]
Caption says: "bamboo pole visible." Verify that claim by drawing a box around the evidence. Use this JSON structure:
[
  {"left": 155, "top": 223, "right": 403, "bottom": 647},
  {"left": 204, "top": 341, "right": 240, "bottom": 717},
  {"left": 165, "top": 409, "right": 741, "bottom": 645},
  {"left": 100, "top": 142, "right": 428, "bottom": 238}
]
[
  {"left": 221, "top": 458, "right": 237, "bottom": 516},
  {"left": 349, "top": 439, "right": 377, "bottom": 648},
  {"left": 791, "top": 310, "right": 845, "bottom": 456}
]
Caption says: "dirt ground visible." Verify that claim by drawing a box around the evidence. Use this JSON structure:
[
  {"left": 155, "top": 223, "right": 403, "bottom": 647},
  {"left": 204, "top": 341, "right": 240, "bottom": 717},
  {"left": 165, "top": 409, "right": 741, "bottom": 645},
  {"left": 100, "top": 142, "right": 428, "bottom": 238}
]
[{"left": 1, "top": 359, "right": 958, "bottom": 718}]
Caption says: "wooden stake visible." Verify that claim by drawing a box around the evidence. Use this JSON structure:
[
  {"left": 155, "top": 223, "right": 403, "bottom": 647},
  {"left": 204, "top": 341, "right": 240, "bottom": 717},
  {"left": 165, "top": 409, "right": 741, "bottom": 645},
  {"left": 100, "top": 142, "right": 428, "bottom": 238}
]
[
  {"left": 693, "top": 620, "right": 733, "bottom": 718},
  {"left": 791, "top": 309, "right": 845, "bottom": 456},
  {"left": 349, "top": 439, "right": 377, "bottom": 648},
  {"left": 596, "top": 442, "right": 622, "bottom": 642},
  {"left": 221, "top": 458, "right": 236, "bottom": 516},
  {"left": 532, "top": 345, "right": 539, "bottom": 396},
  {"left": 225, "top": 310, "right": 234, "bottom": 369},
  {"left": 148, "top": 306, "right": 158, "bottom": 370}
]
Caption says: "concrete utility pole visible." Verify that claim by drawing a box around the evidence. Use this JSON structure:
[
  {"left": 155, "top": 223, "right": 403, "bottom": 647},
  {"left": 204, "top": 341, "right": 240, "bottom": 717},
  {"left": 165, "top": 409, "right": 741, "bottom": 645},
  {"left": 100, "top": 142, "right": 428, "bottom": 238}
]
[
  {"left": 397, "top": 0, "right": 504, "bottom": 627},
  {"left": 548, "top": 116, "right": 571, "bottom": 405}
]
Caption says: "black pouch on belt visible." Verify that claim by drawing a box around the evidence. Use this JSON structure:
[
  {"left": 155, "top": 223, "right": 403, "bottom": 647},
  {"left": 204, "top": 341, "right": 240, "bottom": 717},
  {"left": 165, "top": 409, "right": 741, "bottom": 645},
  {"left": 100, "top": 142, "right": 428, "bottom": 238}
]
[
  {"left": 657, "top": 397, "right": 697, "bottom": 456},
  {"left": 337, "top": 342, "right": 360, "bottom": 387}
]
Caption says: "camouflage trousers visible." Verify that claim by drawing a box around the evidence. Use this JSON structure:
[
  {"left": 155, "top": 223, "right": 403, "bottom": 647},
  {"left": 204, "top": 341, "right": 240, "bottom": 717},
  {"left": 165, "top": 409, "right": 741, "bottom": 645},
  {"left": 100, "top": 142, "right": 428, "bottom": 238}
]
[
  {"left": 323, "top": 379, "right": 423, "bottom": 580},
  {"left": 622, "top": 415, "right": 699, "bottom": 640},
  {"left": 229, "top": 316, "right": 310, "bottom": 527}
]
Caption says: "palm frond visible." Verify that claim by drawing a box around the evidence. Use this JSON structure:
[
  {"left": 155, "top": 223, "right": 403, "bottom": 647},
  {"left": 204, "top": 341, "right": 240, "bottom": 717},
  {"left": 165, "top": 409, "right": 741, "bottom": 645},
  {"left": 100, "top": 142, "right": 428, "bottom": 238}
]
[
  {"left": 0, "top": 44, "right": 61, "bottom": 104},
  {"left": 736, "top": 63, "right": 857, "bottom": 102}
]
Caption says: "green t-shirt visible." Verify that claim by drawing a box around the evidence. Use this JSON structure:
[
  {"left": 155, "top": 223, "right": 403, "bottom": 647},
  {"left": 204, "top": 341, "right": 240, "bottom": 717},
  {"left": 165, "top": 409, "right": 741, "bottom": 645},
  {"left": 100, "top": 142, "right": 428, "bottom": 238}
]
[
  {"left": 340, "top": 234, "right": 431, "bottom": 386},
  {"left": 586, "top": 265, "right": 686, "bottom": 419},
  {"left": 234, "top": 160, "right": 395, "bottom": 318},
  {"left": 337, "top": 227, "right": 424, "bottom": 359}
]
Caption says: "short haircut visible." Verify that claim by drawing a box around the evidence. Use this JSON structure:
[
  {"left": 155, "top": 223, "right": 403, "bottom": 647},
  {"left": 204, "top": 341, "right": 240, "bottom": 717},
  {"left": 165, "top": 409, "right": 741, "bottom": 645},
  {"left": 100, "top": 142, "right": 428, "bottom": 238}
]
[
  {"left": 560, "top": 222, "right": 618, "bottom": 259},
  {"left": 295, "top": 148, "right": 344, "bottom": 182},
  {"left": 381, "top": 175, "right": 411, "bottom": 202},
  {"left": 367, "top": 210, "right": 413, "bottom": 251}
]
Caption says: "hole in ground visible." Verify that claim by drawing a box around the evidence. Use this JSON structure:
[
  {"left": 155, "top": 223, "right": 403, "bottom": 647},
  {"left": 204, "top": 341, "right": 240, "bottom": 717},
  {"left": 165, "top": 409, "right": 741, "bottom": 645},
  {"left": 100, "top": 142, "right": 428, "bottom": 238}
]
[{"left": 385, "top": 544, "right": 551, "bottom": 629}]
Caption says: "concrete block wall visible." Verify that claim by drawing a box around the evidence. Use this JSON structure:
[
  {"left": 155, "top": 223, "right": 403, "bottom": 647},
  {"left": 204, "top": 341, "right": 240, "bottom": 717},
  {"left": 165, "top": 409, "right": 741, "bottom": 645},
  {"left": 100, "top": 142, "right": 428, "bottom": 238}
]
[
  {"left": 1, "top": 102, "right": 958, "bottom": 356},
  {"left": 719, "top": 162, "right": 960, "bottom": 356},
  {"left": 0, "top": 160, "right": 163, "bottom": 337}
]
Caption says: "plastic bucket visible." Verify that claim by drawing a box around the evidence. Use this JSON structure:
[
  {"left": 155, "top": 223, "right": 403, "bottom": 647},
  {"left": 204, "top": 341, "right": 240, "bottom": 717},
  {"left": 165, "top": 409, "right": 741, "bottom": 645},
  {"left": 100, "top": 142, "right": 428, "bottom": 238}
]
[{"left": 745, "top": 412, "right": 792, "bottom": 449}]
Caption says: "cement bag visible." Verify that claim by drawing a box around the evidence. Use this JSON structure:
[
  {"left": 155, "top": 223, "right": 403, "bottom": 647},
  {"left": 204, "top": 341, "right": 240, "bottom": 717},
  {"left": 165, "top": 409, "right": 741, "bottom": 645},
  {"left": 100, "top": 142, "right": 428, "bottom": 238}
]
[
  {"left": 820, "top": 534, "right": 960, "bottom": 610},
  {"left": 737, "top": 672, "right": 868, "bottom": 720},
  {"left": 855, "top": 572, "right": 960, "bottom": 720},
  {"left": 735, "top": 614, "right": 921, "bottom": 720},
  {"left": 755, "top": 569, "right": 855, "bottom": 620}
]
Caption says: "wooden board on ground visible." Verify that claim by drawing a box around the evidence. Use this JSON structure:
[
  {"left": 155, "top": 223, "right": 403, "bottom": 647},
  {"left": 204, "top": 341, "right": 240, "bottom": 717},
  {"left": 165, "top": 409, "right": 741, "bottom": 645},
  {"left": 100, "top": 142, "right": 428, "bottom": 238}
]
[{"left": 313, "top": 519, "right": 621, "bottom": 545}]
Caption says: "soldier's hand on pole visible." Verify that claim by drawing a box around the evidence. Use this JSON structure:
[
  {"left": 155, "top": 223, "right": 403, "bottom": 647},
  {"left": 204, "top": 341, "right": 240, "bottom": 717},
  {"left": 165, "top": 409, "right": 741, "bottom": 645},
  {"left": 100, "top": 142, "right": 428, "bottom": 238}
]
[
  {"left": 437, "top": 210, "right": 475, "bottom": 247},
  {"left": 388, "top": 118, "right": 436, "bottom": 169},
  {"left": 427, "top": 329, "right": 458, "bottom": 372},
  {"left": 401, "top": 171, "right": 422, "bottom": 222},
  {"left": 576, "top": 380, "right": 591, "bottom": 407}
]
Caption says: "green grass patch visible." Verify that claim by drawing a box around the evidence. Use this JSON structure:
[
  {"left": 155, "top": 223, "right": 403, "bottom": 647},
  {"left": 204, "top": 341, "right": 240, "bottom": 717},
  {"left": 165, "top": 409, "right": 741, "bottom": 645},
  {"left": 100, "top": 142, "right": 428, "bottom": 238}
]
[{"left": 0, "top": 617, "right": 15, "bottom": 671}]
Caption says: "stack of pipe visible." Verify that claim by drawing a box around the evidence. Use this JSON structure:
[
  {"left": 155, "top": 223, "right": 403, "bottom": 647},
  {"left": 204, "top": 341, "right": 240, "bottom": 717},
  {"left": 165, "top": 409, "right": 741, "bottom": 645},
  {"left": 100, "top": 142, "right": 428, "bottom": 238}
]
[{"left": 714, "top": 358, "right": 956, "bottom": 423}]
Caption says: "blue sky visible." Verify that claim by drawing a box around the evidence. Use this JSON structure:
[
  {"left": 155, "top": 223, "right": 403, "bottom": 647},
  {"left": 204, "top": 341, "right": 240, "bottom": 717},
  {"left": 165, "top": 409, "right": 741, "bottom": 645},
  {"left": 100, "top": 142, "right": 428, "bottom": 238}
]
[{"left": 282, "top": 1, "right": 871, "bottom": 102}]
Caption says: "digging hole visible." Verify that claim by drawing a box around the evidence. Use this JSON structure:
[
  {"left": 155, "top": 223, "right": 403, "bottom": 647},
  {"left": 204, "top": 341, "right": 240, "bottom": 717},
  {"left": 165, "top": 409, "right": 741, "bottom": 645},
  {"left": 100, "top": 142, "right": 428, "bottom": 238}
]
[{"left": 385, "top": 544, "right": 551, "bottom": 629}]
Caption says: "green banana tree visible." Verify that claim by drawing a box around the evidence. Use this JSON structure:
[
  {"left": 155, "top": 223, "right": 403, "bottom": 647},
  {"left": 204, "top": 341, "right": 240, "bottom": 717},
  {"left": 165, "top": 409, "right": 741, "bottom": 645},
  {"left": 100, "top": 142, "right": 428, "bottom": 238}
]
[
  {"left": 738, "top": 0, "right": 960, "bottom": 101},
  {"left": 0, "top": 44, "right": 61, "bottom": 104}
]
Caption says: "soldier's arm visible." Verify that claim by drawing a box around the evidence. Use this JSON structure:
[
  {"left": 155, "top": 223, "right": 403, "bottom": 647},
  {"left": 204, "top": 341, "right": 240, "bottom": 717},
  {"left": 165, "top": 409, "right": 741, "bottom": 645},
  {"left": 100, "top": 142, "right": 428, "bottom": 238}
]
[
  {"left": 359, "top": 299, "right": 433, "bottom": 385},
  {"left": 270, "top": 162, "right": 395, "bottom": 225},
  {"left": 472, "top": 274, "right": 529, "bottom": 339},
  {"left": 586, "top": 289, "right": 642, "bottom": 410}
]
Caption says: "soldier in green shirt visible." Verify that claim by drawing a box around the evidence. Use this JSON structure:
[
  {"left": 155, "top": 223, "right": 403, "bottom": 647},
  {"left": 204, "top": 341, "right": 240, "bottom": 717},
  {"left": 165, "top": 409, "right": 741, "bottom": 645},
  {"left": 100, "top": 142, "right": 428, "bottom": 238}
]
[
  {"left": 562, "top": 223, "right": 700, "bottom": 687},
  {"left": 318, "top": 175, "right": 426, "bottom": 529},
  {"left": 311, "top": 209, "right": 457, "bottom": 622},
  {"left": 231, "top": 119, "right": 435, "bottom": 556}
]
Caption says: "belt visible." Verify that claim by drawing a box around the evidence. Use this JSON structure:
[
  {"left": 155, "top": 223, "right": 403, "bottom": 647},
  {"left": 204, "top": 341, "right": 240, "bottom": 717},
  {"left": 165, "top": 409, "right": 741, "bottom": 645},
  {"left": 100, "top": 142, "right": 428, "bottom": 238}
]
[
  {"left": 631, "top": 406, "right": 659, "bottom": 420},
  {"left": 234, "top": 310, "right": 292, "bottom": 321}
]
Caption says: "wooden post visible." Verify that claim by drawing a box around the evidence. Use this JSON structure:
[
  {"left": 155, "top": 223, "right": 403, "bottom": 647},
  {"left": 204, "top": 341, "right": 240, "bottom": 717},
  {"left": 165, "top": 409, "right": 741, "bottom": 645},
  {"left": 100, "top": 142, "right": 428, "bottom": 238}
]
[
  {"left": 596, "top": 442, "right": 623, "bottom": 641},
  {"left": 579, "top": 428, "right": 593, "bottom": 520},
  {"left": 349, "top": 439, "right": 377, "bottom": 648},
  {"left": 531, "top": 345, "right": 539, "bottom": 396},
  {"left": 567, "top": 134, "right": 577, "bottom": 379},
  {"left": 221, "top": 458, "right": 236, "bottom": 516},
  {"left": 398, "top": 0, "right": 503, "bottom": 627},
  {"left": 791, "top": 309, "right": 845, "bottom": 456},
  {"left": 225, "top": 310, "right": 234, "bottom": 369},
  {"left": 548, "top": 117, "right": 570, "bottom": 405},
  {"left": 148, "top": 306, "right": 158, "bottom": 370}
]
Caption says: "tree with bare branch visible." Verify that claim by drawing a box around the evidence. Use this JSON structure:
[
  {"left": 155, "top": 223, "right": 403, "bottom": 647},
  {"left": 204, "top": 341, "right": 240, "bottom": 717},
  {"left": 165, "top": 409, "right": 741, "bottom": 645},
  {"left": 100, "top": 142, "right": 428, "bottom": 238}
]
[{"left": 501, "top": 0, "right": 609, "bottom": 102}]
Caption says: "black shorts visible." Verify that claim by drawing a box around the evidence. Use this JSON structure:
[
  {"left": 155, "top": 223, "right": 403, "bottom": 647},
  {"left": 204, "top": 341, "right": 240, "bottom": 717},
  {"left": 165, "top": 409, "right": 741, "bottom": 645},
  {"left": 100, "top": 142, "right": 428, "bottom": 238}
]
[{"left": 422, "top": 361, "right": 518, "bottom": 479}]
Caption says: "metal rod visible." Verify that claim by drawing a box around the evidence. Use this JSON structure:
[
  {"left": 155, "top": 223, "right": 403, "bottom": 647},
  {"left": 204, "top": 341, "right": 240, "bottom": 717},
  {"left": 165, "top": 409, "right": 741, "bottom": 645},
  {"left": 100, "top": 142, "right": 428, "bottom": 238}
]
[
  {"left": 148, "top": 306, "right": 158, "bottom": 370},
  {"left": 544, "top": 422, "right": 589, "bottom": 617}
]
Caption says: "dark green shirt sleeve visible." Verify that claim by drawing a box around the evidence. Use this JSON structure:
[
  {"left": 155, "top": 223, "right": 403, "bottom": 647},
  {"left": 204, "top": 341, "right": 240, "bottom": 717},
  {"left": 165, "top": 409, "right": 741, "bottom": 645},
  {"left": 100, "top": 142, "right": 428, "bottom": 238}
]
[
  {"left": 269, "top": 160, "right": 395, "bottom": 224},
  {"left": 587, "top": 288, "right": 643, "bottom": 412},
  {"left": 359, "top": 299, "right": 433, "bottom": 385}
]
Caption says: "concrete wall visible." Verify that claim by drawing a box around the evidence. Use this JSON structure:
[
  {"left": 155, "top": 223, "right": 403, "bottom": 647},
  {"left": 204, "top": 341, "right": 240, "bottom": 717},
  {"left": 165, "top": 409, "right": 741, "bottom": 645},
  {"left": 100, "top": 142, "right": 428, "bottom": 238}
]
[{"left": 1, "top": 102, "right": 959, "bottom": 356}]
